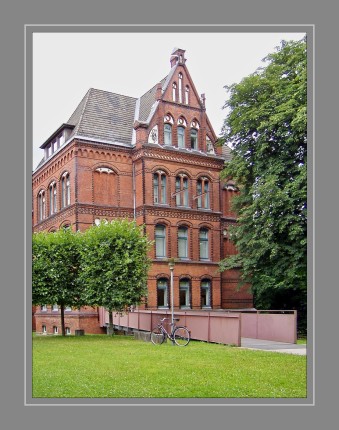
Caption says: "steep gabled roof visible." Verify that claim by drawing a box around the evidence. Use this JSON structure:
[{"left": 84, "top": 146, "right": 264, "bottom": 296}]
[
  {"left": 67, "top": 88, "right": 138, "bottom": 146},
  {"left": 138, "top": 75, "right": 168, "bottom": 122}
]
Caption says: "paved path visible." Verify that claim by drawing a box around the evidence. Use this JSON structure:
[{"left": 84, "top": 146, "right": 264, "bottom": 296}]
[{"left": 240, "top": 338, "right": 307, "bottom": 355}]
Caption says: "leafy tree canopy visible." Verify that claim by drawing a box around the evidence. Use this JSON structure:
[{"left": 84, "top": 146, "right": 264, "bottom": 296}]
[
  {"left": 32, "top": 228, "right": 83, "bottom": 308},
  {"left": 219, "top": 37, "right": 307, "bottom": 328},
  {"left": 79, "top": 219, "right": 152, "bottom": 314}
]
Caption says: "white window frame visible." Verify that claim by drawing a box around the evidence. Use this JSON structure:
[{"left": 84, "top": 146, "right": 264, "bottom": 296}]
[
  {"left": 155, "top": 225, "right": 166, "bottom": 258},
  {"left": 179, "top": 280, "right": 191, "bottom": 309},
  {"left": 201, "top": 280, "right": 212, "bottom": 308},
  {"left": 157, "top": 279, "right": 169, "bottom": 308},
  {"left": 178, "top": 227, "right": 188, "bottom": 259}
]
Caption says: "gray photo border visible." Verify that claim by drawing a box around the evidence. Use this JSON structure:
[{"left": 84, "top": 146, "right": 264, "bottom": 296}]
[
  {"left": 25, "top": 24, "right": 313, "bottom": 407},
  {"left": 2, "top": 0, "right": 336, "bottom": 426}
]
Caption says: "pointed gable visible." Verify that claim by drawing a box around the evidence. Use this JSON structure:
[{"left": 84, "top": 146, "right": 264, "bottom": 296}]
[{"left": 161, "top": 48, "right": 203, "bottom": 110}]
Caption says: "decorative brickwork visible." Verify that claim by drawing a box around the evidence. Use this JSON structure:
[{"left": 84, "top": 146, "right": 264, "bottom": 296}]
[{"left": 32, "top": 48, "right": 253, "bottom": 333}]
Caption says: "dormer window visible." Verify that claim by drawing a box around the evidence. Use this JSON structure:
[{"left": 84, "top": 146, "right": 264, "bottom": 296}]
[{"left": 59, "top": 132, "right": 65, "bottom": 147}]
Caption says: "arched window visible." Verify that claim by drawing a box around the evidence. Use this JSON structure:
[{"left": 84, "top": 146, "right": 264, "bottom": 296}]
[
  {"left": 196, "top": 178, "right": 210, "bottom": 209},
  {"left": 185, "top": 85, "right": 189, "bottom": 105},
  {"left": 190, "top": 129, "right": 198, "bottom": 150},
  {"left": 178, "top": 226, "right": 188, "bottom": 259},
  {"left": 164, "top": 123, "right": 172, "bottom": 145},
  {"left": 155, "top": 224, "right": 166, "bottom": 258},
  {"left": 199, "top": 228, "right": 209, "bottom": 260},
  {"left": 201, "top": 279, "right": 212, "bottom": 308},
  {"left": 49, "top": 181, "right": 57, "bottom": 215},
  {"left": 153, "top": 171, "right": 167, "bottom": 204},
  {"left": 178, "top": 73, "right": 183, "bottom": 103},
  {"left": 172, "top": 82, "right": 177, "bottom": 102},
  {"left": 179, "top": 279, "right": 191, "bottom": 309},
  {"left": 61, "top": 172, "right": 70, "bottom": 208},
  {"left": 177, "top": 126, "right": 185, "bottom": 148},
  {"left": 38, "top": 190, "right": 45, "bottom": 221},
  {"left": 157, "top": 278, "right": 169, "bottom": 308},
  {"left": 175, "top": 175, "right": 189, "bottom": 207}
]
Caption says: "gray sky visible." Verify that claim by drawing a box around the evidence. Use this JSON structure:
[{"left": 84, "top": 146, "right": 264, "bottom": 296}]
[{"left": 32, "top": 31, "right": 304, "bottom": 170}]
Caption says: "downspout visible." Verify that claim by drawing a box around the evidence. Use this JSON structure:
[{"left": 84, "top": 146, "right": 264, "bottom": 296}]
[{"left": 132, "top": 162, "right": 136, "bottom": 220}]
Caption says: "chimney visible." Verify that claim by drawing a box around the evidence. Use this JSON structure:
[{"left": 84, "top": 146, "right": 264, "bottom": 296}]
[{"left": 156, "top": 83, "right": 162, "bottom": 100}]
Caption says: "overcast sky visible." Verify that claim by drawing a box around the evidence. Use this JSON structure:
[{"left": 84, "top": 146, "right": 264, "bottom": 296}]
[{"left": 32, "top": 31, "right": 305, "bottom": 170}]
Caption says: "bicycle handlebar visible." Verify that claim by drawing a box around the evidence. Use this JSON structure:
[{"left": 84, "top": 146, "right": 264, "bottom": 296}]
[{"left": 160, "top": 317, "right": 180, "bottom": 323}]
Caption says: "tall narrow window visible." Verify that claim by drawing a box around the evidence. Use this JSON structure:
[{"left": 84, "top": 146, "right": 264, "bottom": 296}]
[
  {"left": 153, "top": 171, "right": 167, "bottom": 204},
  {"left": 155, "top": 225, "right": 166, "bottom": 258},
  {"left": 178, "top": 73, "right": 183, "bottom": 103},
  {"left": 42, "top": 325, "right": 47, "bottom": 334},
  {"left": 38, "top": 190, "right": 45, "bottom": 221},
  {"left": 49, "top": 182, "right": 57, "bottom": 215},
  {"left": 196, "top": 178, "right": 210, "bottom": 209},
  {"left": 201, "top": 280, "right": 211, "bottom": 308},
  {"left": 61, "top": 172, "right": 70, "bottom": 208},
  {"left": 190, "top": 129, "right": 198, "bottom": 150},
  {"left": 175, "top": 175, "right": 189, "bottom": 207},
  {"left": 164, "top": 123, "right": 172, "bottom": 145},
  {"left": 177, "top": 126, "right": 185, "bottom": 148},
  {"left": 172, "top": 82, "right": 177, "bottom": 102},
  {"left": 157, "top": 278, "right": 169, "bottom": 308},
  {"left": 185, "top": 86, "right": 189, "bottom": 104},
  {"left": 178, "top": 227, "right": 188, "bottom": 259},
  {"left": 199, "top": 228, "right": 209, "bottom": 260},
  {"left": 179, "top": 279, "right": 191, "bottom": 309}
]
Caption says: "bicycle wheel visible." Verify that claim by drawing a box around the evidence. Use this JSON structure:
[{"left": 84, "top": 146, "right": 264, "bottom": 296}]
[
  {"left": 151, "top": 327, "right": 165, "bottom": 345},
  {"left": 173, "top": 326, "right": 190, "bottom": 346}
]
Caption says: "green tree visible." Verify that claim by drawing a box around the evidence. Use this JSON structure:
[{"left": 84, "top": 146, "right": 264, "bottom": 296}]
[
  {"left": 32, "top": 228, "right": 84, "bottom": 336},
  {"left": 79, "top": 219, "right": 152, "bottom": 334},
  {"left": 219, "top": 38, "right": 307, "bottom": 332}
]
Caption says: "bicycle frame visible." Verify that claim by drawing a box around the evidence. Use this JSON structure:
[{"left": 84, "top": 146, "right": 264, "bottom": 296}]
[
  {"left": 158, "top": 318, "right": 178, "bottom": 340},
  {"left": 151, "top": 317, "right": 190, "bottom": 346}
]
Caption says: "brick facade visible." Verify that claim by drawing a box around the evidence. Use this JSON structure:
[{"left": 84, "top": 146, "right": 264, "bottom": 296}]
[{"left": 32, "top": 48, "right": 253, "bottom": 334}]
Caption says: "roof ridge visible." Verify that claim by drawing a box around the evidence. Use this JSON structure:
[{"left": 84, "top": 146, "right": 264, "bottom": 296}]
[{"left": 89, "top": 87, "right": 138, "bottom": 100}]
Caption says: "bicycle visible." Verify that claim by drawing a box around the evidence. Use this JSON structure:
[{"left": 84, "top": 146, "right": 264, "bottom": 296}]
[{"left": 150, "top": 317, "right": 190, "bottom": 346}]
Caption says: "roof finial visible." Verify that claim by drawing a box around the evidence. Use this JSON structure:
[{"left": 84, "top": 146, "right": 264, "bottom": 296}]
[{"left": 170, "top": 48, "right": 186, "bottom": 67}]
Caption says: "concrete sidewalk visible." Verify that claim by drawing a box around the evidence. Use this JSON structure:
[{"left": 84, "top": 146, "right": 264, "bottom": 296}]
[{"left": 240, "top": 338, "right": 307, "bottom": 355}]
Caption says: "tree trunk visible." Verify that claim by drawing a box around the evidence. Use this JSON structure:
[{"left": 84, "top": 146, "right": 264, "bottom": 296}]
[
  {"left": 60, "top": 303, "right": 65, "bottom": 336},
  {"left": 107, "top": 310, "right": 114, "bottom": 335}
]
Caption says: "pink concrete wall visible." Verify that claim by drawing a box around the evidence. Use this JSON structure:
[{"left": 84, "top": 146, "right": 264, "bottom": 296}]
[
  {"left": 104, "top": 309, "right": 242, "bottom": 346},
  {"left": 240, "top": 311, "right": 297, "bottom": 344},
  {"left": 100, "top": 309, "right": 296, "bottom": 345}
]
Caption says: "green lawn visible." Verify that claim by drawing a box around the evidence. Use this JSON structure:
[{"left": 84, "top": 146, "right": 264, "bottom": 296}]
[{"left": 32, "top": 334, "right": 307, "bottom": 398}]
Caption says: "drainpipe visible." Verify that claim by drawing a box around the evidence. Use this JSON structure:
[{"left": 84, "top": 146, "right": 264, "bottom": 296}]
[{"left": 132, "top": 163, "right": 136, "bottom": 220}]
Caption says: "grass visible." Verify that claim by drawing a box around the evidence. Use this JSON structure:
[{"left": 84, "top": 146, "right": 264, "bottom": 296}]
[{"left": 32, "top": 334, "right": 307, "bottom": 399}]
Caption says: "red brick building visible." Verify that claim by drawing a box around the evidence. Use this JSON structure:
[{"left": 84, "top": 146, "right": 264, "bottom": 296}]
[{"left": 32, "top": 48, "right": 253, "bottom": 334}]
